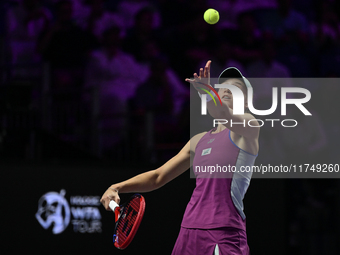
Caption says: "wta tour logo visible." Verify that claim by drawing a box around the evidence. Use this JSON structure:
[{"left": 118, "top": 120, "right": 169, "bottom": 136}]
[
  {"left": 36, "top": 189, "right": 102, "bottom": 234},
  {"left": 199, "top": 82, "right": 312, "bottom": 127},
  {"left": 35, "top": 190, "right": 70, "bottom": 234}
]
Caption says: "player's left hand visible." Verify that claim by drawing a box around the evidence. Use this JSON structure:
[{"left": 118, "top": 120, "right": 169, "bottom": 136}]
[{"left": 185, "top": 60, "right": 211, "bottom": 93}]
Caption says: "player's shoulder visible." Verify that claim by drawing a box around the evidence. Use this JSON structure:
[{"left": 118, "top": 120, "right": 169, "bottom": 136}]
[
  {"left": 190, "top": 131, "right": 207, "bottom": 141},
  {"left": 189, "top": 132, "right": 208, "bottom": 153}
]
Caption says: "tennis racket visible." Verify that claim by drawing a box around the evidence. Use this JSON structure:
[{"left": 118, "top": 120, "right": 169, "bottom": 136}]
[{"left": 109, "top": 194, "right": 146, "bottom": 249}]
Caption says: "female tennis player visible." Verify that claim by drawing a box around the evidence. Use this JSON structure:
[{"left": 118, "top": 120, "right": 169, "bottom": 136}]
[{"left": 101, "top": 60, "right": 260, "bottom": 255}]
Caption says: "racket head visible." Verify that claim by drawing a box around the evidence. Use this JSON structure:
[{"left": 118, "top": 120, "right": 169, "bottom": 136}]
[{"left": 113, "top": 194, "right": 145, "bottom": 249}]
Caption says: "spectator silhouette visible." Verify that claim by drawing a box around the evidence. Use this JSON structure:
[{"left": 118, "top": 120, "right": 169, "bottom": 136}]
[
  {"left": 198, "top": 39, "right": 246, "bottom": 78},
  {"left": 123, "top": 7, "right": 162, "bottom": 62},
  {"left": 38, "top": 0, "right": 96, "bottom": 88},
  {"left": 78, "top": 0, "right": 125, "bottom": 40},
  {"left": 116, "top": 0, "right": 161, "bottom": 31},
  {"left": 230, "top": 11, "right": 263, "bottom": 67},
  {"left": 84, "top": 26, "right": 147, "bottom": 152},
  {"left": 132, "top": 58, "right": 180, "bottom": 144},
  {"left": 6, "top": 0, "right": 52, "bottom": 77},
  {"left": 246, "top": 41, "right": 291, "bottom": 79},
  {"left": 258, "top": 0, "right": 309, "bottom": 42},
  {"left": 136, "top": 40, "right": 189, "bottom": 116}
]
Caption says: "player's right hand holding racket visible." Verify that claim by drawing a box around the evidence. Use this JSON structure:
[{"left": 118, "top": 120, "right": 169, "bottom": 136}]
[
  {"left": 101, "top": 189, "right": 146, "bottom": 249},
  {"left": 101, "top": 187, "right": 120, "bottom": 210}
]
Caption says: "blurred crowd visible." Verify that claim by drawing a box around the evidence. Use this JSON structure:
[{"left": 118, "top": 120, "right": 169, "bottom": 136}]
[
  {"left": 1, "top": 0, "right": 340, "bottom": 161},
  {"left": 1, "top": 0, "right": 340, "bottom": 254},
  {"left": 2, "top": 0, "right": 340, "bottom": 147}
]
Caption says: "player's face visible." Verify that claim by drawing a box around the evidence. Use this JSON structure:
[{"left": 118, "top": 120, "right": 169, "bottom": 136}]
[{"left": 218, "top": 78, "right": 248, "bottom": 111}]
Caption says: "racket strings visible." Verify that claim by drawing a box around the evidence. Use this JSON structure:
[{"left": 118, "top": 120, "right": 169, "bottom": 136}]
[{"left": 116, "top": 198, "right": 140, "bottom": 245}]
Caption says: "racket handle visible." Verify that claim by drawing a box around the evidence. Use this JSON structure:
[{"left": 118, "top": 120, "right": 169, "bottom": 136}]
[
  {"left": 109, "top": 200, "right": 119, "bottom": 211},
  {"left": 109, "top": 201, "right": 120, "bottom": 222}
]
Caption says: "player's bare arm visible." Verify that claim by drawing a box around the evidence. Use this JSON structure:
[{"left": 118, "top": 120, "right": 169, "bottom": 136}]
[
  {"left": 100, "top": 132, "right": 209, "bottom": 210},
  {"left": 209, "top": 103, "right": 260, "bottom": 139}
]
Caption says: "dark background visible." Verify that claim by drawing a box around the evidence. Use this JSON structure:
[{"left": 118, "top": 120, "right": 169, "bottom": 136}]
[
  {"left": 3, "top": 162, "right": 288, "bottom": 255},
  {"left": 1, "top": 0, "right": 340, "bottom": 254}
]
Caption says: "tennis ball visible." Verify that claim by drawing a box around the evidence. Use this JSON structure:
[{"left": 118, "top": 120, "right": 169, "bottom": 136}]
[{"left": 204, "top": 9, "right": 219, "bottom": 25}]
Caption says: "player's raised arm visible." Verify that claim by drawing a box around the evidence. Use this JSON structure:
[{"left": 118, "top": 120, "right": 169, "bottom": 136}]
[{"left": 186, "top": 61, "right": 260, "bottom": 139}]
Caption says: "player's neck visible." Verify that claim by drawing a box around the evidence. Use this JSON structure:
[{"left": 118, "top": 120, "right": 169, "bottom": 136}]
[{"left": 213, "top": 124, "right": 227, "bottom": 134}]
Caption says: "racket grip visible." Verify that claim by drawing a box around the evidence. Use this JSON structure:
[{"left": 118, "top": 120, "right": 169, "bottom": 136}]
[{"left": 109, "top": 200, "right": 119, "bottom": 211}]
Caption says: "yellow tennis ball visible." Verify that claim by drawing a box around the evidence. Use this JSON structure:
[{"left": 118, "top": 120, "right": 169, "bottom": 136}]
[{"left": 204, "top": 9, "right": 219, "bottom": 25}]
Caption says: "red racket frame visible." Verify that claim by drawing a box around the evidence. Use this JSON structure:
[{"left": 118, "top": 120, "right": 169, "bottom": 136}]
[{"left": 113, "top": 194, "right": 145, "bottom": 249}]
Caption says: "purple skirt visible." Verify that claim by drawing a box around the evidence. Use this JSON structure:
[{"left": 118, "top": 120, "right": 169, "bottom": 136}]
[{"left": 171, "top": 227, "right": 250, "bottom": 255}]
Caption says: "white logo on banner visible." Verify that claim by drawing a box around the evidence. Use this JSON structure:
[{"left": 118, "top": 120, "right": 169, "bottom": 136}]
[
  {"left": 36, "top": 190, "right": 102, "bottom": 234},
  {"left": 35, "top": 189, "right": 70, "bottom": 234}
]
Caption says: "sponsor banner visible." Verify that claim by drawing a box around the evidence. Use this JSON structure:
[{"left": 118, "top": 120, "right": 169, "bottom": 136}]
[{"left": 36, "top": 189, "right": 102, "bottom": 234}]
